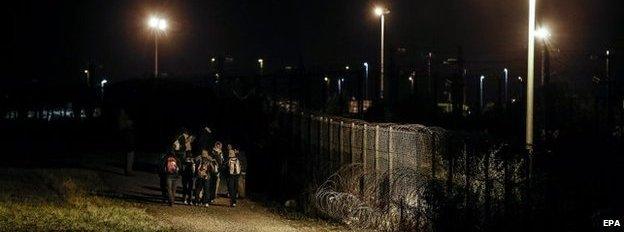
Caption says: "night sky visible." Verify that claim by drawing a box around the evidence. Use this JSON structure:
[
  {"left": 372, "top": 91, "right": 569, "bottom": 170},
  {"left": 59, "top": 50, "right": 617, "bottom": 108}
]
[{"left": 6, "top": 0, "right": 623, "bottom": 84}]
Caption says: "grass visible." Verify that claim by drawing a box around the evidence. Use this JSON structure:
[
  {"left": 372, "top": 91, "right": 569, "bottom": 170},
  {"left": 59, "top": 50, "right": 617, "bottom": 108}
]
[{"left": 0, "top": 168, "right": 172, "bottom": 231}]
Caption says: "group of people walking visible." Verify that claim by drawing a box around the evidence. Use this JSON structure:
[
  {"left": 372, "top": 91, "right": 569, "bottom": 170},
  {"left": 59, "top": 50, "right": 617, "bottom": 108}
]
[{"left": 159, "top": 126, "right": 243, "bottom": 207}]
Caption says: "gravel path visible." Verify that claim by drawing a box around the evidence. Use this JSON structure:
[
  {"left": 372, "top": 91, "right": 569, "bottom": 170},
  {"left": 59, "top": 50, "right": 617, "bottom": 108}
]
[{"left": 95, "top": 159, "right": 347, "bottom": 232}]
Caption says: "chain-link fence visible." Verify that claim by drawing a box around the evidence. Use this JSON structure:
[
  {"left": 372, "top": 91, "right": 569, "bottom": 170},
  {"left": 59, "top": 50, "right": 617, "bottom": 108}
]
[{"left": 275, "top": 110, "right": 528, "bottom": 231}]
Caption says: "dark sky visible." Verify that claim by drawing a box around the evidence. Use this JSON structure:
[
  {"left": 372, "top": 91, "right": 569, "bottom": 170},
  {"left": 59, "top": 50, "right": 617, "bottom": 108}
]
[{"left": 6, "top": 0, "right": 623, "bottom": 84}]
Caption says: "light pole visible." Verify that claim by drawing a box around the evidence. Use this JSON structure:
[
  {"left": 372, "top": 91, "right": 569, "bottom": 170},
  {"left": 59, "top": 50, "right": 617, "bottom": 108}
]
[
  {"left": 480, "top": 75, "right": 486, "bottom": 112},
  {"left": 83, "top": 69, "right": 90, "bottom": 87},
  {"left": 374, "top": 6, "right": 389, "bottom": 100},
  {"left": 258, "top": 59, "right": 264, "bottom": 75},
  {"left": 338, "top": 78, "right": 345, "bottom": 95},
  {"left": 526, "top": 0, "right": 536, "bottom": 152},
  {"left": 408, "top": 76, "right": 414, "bottom": 95},
  {"left": 148, "top": 16, "right": 168, "bottom": 78},
  {"left": 504, "top": 68, "right": 509, "bottom": 108},
  {"left": 100, "top": 79, "right": 108, "bottom": 100},
  {"left": 517, "top": 76, "right": 524, "bottom": 104},
  {"left": 363, "top": 62, "right": 369, "bottom": 100}
]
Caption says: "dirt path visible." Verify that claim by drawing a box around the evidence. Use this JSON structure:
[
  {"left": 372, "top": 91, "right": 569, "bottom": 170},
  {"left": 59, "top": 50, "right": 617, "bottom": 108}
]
[{"left": 94, "top": 160, "right": 346, "bottom": 232}]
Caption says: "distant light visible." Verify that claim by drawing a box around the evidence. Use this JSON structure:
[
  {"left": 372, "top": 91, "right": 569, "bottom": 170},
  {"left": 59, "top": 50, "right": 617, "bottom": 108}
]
[
  {"left": 101, "top": 79, "right": 108, "bottom": 86},
  {"left": 518, "top": 76, "right": 523, "bottom": 82},
  {"left": 363, "top": 62, "right": 368, "bottom": 67},
  {"left": 345, "top": 66, "right": 350, "bottom": 70},
  {"left": 211, "top": 57, "right": 216, "bottom": 62},
  {"left": 480, "top": 75, "right": 485, "bottom": 81},
  {"left": 535, "top": 27, "right": 550, "bottom": 39},
  {"left": 606, "top": 50, "right": 610, "bottom": 56},
  {"left": 258, "top": 59, "right": 263, "bottom": 63},
  {"left": 158, "top": 19, "right": 167, "bottom": 31},
  {"left": 504, "top": 68, "right": 508, "bottom": 73},
  {"left": 408, "top": 77, "right": 413, "bottom": 81},
  {"left": 148, "top": 16, "right": 167, "bottom": 31},
  {"left": 511, "top": 98, "right": 517, "bottom": 103},
  {"left": 324, "top": 77, "right": 329, "bottom": 82},
  {"left": 374, "top": 7, "right": 388, "bottom": 16},
  {"left": 84, "top": 70, "right": 89, "bottom": 74},
  {"left": 341, "top": 78, "right": 345, "bottom": 82},
  {"left": 148, "top": 17, "right": 159, "bottom": 28}
]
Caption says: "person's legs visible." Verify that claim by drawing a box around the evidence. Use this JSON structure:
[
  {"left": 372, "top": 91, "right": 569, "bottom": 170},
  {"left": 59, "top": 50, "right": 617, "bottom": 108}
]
[
  {"left": 182, "top": 176, "right": 192, "bottom": 203},
  {"left": 194, "top": 178, "right": 203, "bottom": 204},
  {"left": 228, "top": 175, "right": 239, "bottom": 206},
  {"left": 167, "top": 177, "right": 177, "bottom": 206},
  {"left": 198, "top": 178, "right": 209, "bottom": 205},
  {"left": 159, "top": 173, "right": 167, "bottom": 201},
  {"left": 208, "top": 173, "right": 218, "bottom": 202}
]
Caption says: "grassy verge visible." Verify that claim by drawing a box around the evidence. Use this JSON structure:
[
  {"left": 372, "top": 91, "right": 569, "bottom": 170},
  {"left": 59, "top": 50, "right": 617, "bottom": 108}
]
[{"left": 0, "top": 168, "right": 171, "bottom": 231}]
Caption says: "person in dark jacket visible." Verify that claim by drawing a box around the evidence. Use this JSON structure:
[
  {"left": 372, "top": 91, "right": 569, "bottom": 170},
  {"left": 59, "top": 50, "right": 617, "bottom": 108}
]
[
  {"left": 175, "top": 128, "right": 196, "bottom": 205},
  {"left": 158, "top": 153, "right": 168, "bottom": 202},
  {"left": 162, "top": 151, "right": 180, "bottom": 206},
  {"left": 194, "top": 149, "right": 217, "bottom": 206},
  {"left": 118, "top": 109, "right": 136, "bottom": 176}
]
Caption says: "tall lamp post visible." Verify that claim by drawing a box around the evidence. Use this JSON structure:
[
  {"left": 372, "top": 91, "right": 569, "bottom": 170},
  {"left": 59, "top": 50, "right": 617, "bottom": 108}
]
[
  {"left": 503, "top": 68, "right": 509, "bottom": 108},
  {"left": 258, "top": 59, "right": 264, "bottom": 75},
  {"left": 480, "top": 75, "right": 486, "bottom": 112},
  {"left": 148, "top": 16, "right": 168, "bottom": 78},
  {"left": 526, "top": 0, "right": 537, "bottom": 152},
  {"left": 374, "top": 6, "right": 389, "bottom": 100},
  {"left": 363, "top": 62, "right": 369, "bottom": 100},
  {"left": 83, "top": 69, "right": 90, "bottom": 87},
  {"left": 408, "top": 75, "right": 415, "bottom": 95},
  {"left": 100, "top": 79, "right": 108, "bottom": 101}
]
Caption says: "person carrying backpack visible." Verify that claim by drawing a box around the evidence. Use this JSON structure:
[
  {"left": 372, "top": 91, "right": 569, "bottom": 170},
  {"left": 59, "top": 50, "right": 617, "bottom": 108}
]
[
  {"left": 226, "top": 147, "right": 242, "bottom": 207},
  {"left": 208, "top": 141, "right": 223, "bottom": 203},
  {"left": 180, "top": 150, "right": 196, "bottom": 205},
  {"left": 162, "top": 151, "right": 180, "bottom": 206},
  {"left": 195, "top": 149, "right": 217, "bottom": 206}
]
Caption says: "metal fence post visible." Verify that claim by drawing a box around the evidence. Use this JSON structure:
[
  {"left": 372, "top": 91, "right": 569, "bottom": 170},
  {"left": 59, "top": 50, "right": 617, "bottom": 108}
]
[
  {"left": 339, "top": 121, "right": 344, "bottom": 166},
  {"left": 328, "top": 118, "right": 333, "bottom": 171},
  {"left": 374, "top": 125, "right": 380, "bottom": 180},
  {"left": 362, "top": 124, "right": 367, "bottom": 170},
  {"left": 388, "top": 126, "right": 393, "bottom": 190},
  {"left": 317, "top": 117, "right": 322, "bottom": 176},
  {"left": 361, "top": 124, "right": 367, "bottom": 197},
  {"left": 350, "top": 123, "right": 355, "bottom": 164}
]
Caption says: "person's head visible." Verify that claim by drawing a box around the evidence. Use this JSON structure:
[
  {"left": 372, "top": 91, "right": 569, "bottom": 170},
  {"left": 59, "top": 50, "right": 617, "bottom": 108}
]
[
  {"left": 179, "top": 127, "right": 189, "bottom": 139},
  {"left": 227, "top": 144, "right": 233, "bottom": 150},
  {"left": 201, "top": 149, "right": 209, "bottom": 157},
  {"left": 173, "top": 139, "right": 181, "bottom": 151},
  {"left": 228, "top": 149, "right": 237, "bottom": 158},
  {"left": 214, "top": 141, "right": 222, "bottom": 150}
]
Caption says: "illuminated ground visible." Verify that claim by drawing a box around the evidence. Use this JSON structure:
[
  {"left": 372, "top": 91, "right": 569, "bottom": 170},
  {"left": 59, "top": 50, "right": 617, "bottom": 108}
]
[{"left": 0, "top": 153, "right": 347, "bottom": 232}]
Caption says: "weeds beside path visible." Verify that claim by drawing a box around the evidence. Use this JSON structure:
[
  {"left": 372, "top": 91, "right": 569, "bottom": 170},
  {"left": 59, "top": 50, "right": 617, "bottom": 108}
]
[{"left": 0, "top": 153, "right": 347, "bottom": 232}]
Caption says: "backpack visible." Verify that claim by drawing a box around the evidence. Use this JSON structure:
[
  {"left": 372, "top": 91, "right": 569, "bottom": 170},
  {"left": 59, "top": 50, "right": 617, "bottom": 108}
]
[
  {"left": 196, "top": 158, "right": 212, "bottom": 179},
  {"left": 228, "top": 157, "right": 241, "bottom": 175},
  {"left": 165, "top": 156, "right": 178, "bottom": 174}
]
